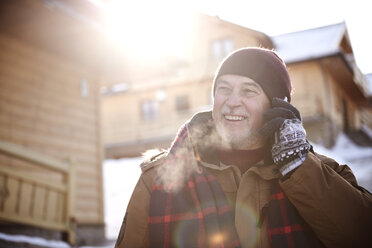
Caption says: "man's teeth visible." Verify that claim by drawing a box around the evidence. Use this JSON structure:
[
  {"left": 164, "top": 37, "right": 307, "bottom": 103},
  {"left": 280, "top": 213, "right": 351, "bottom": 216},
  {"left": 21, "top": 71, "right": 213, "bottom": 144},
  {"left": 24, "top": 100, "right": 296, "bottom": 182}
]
[{"left": 224, "top": 115, "right": 245, "bottom": 121}]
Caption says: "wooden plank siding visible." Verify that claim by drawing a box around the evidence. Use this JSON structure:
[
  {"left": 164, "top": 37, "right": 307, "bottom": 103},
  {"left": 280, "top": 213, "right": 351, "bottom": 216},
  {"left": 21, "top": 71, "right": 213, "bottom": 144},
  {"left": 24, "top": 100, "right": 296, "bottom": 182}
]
[
  {"left": 288, "top": 61, "right": 326, "bottom": 118},
  {"left": 0, "top": 32, "right": 103, "bottom": 225},
  {"left": 102, "top": 77, "right": 213, "bottom": 146}
]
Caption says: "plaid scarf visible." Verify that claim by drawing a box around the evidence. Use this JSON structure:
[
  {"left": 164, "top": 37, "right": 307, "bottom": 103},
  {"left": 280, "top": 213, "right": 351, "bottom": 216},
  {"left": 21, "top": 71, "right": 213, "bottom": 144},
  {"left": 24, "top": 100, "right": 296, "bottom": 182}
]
[
  {"left": 148, "top": 125, "right": 241, "bottom": 248},
  {"left": 149, "top": 122, "right": 323, "bottom": 248},
  {"left": 267, "top": 180, "right": 325, "bottom": 248}
]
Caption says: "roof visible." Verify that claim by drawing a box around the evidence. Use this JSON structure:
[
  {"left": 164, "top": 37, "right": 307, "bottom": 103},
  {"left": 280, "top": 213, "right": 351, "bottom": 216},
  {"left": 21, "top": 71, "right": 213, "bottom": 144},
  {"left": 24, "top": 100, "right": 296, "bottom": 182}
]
[{"left": 272, "top": 22, "right": 346, "bottom": 63}]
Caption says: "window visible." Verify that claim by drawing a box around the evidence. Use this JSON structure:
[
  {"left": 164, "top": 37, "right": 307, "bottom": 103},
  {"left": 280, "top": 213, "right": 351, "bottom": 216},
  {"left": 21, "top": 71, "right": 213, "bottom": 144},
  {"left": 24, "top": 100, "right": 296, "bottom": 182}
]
[
  {"left": 175, "top": 95, "right": 190, "bottom": 113},
  {"left": 211, "top": 38, "right": 234, "bottom": 60},
  {"left": 141, "top": 100, "right": 158, "bottom": 121}
]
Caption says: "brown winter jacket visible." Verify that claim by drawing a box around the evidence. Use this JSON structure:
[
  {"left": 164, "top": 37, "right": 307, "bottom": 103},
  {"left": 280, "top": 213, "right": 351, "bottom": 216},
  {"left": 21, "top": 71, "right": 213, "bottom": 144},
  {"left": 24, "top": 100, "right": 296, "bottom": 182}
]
[{"left": 115, "top": 111, "right": 372, "bottom": 248}]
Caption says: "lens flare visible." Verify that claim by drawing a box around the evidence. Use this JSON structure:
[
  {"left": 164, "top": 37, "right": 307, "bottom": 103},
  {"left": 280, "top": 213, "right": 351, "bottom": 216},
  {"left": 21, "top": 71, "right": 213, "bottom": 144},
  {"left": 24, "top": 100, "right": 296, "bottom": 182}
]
[
  {"left": 211, "top": 233, "right": 224, "bottom": 244},
  {"left": 235, "top": 201, "right": 261, "bottom": 247}
]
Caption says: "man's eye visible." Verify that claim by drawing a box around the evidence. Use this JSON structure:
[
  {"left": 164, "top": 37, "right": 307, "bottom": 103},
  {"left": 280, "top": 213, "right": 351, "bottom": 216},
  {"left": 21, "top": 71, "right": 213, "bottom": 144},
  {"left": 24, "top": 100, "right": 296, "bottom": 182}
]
[
  {"left": 218, "top": 87, "right": 230, "bottom": 92},
  {"left": 243, "top": 89, "right": 255, "bottom": 93}
]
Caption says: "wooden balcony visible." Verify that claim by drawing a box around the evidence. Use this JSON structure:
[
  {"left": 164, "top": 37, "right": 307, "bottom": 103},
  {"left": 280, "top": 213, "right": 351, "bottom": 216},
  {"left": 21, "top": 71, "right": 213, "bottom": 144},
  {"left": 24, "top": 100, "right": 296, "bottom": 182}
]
[{"left": 0, "top": 140, "right": 76, "bottom": 244}]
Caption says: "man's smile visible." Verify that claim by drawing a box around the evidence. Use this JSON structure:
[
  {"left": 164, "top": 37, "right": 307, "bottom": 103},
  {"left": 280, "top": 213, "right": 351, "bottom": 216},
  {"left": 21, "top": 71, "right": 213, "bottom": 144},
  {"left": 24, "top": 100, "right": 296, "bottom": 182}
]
[{"left": 224, "top": 114, "right": 246, "bottom": 121}]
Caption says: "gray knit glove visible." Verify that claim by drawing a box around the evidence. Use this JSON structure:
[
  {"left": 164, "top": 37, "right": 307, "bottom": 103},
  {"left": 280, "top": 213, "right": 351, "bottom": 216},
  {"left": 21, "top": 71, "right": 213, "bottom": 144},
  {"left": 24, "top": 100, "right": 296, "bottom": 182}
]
[{"left": 260, "top": 98, "right": 311, "bottom": 176}]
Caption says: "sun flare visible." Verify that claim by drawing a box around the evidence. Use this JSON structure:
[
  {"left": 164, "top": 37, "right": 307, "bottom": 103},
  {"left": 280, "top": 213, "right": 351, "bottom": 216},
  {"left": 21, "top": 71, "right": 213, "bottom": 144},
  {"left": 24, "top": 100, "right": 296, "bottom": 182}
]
[{"left": 104, "top": 0, "right": 194, "bottom": 60}]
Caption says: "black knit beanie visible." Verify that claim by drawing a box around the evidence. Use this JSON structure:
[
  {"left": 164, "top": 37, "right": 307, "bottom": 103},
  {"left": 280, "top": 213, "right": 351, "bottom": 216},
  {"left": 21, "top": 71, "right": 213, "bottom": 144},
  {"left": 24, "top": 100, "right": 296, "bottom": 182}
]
[{"left": 213, "top": 47, "right": 292, "bottom": 102}]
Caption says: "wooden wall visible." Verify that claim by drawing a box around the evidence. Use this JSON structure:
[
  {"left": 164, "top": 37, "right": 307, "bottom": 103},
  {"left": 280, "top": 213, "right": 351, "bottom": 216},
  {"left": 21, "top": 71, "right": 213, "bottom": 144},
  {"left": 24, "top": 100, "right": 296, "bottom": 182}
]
[
  {"left": 288, "top": 61, "right": 325, "bottom": 117},
  {"left": 0, "top": 33, "right": 103, "bottom": 225},
  {"left": 287, "top": 58, "right": 364, "bottom": 146},
  {"left": 102, "top": 77, "right": 212, "bottom": 147}
]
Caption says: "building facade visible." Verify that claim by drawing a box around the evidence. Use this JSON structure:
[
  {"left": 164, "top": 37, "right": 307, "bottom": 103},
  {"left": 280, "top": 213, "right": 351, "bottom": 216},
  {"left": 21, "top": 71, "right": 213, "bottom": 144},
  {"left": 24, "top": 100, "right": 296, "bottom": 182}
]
[{"left": 0, "top": 0, "right": 107, "bottom": 245}]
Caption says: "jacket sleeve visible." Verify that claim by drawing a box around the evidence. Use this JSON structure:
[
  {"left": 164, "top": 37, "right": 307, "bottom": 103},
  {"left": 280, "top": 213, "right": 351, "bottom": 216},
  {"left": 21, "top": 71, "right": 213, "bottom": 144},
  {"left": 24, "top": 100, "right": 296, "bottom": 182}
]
[
  {"left": 280, "top": 152, "right": 372, "bottom": 248},
  {"left": 115, "top": 169, "right": 154, "bottom": 248}
]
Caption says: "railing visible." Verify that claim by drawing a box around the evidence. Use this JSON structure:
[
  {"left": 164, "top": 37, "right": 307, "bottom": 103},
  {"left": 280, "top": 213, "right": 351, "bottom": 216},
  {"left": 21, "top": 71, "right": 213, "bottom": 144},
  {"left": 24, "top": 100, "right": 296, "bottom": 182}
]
[{"left": 0, "top": 140, "right": 75, "bottom": 244}]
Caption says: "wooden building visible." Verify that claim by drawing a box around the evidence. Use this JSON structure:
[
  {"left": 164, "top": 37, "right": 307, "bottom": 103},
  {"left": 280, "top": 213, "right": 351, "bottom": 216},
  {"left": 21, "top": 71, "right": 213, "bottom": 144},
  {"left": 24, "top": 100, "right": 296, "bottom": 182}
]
[
  {"left": 0, "top": 0, "right": 107, "bottom": 245},
  {"left": 102, "top": 17, "right": 372, "bottom": 158},
  {"left": 273, "top": 23, "right": 372, "bottom": 147}
]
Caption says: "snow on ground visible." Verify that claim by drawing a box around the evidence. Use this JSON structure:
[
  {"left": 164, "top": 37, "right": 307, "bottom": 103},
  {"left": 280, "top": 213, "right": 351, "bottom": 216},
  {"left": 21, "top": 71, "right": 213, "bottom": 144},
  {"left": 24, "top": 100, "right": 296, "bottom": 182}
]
[
  {"left": 103, "top": 157, "right": 143, "bottom": 240},
  {"left": 312, "top": 133, "right": 372, "bottom": 191},
  {"left": 0, "top": 232, "right": 116, "bottom": 248},
  {"left": 0, "top": 232, "right": 70, "bottom": 248}
]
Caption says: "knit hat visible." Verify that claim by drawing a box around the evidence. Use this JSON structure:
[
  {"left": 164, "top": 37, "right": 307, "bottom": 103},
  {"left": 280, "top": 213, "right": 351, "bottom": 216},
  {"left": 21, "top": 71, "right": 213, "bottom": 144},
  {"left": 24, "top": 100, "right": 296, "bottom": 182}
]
[{"left": 213, "top": 47, "right": 292, "bottom": 102}]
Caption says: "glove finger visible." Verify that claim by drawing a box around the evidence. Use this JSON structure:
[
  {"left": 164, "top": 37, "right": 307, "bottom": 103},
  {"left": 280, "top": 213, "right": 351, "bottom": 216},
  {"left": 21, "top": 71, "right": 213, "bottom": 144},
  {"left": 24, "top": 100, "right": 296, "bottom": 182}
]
[
  {"left": 263, "top": 107, "right": 297, "bottom": 121},
  {"left": 259, "top": 117, "right": 286, "bottom": 137},
  {"left": 272, "top": 97, "right": 301, "bottom": 120}
]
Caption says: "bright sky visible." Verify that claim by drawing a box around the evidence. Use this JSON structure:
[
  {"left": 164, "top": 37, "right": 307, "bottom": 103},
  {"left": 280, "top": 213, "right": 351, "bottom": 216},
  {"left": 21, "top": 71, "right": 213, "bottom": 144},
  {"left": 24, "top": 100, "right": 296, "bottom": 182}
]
[{"left": 103, "top": 0, "right": 372, "bottom": 74}]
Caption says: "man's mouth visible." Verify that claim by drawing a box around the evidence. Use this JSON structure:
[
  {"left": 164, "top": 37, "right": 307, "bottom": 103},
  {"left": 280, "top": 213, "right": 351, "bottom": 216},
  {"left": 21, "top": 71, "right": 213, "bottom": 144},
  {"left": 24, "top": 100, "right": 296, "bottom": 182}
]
[{"left": 224, "top": 115, "right": 246, "bottom": 121}]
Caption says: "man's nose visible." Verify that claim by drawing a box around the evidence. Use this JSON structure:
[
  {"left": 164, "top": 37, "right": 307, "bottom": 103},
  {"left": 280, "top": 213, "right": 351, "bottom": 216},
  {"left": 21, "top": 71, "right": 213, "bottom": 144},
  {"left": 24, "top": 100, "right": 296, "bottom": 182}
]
[{"left": 225, "top": 92, "right": 242, "bottom": 108}]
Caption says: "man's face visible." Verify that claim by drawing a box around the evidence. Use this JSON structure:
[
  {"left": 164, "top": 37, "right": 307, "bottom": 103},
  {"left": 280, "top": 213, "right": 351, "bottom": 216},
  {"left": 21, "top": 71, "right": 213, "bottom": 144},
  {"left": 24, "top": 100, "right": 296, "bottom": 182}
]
[{"left": 212, "top": 74, "right": 271, "bottom": 149}]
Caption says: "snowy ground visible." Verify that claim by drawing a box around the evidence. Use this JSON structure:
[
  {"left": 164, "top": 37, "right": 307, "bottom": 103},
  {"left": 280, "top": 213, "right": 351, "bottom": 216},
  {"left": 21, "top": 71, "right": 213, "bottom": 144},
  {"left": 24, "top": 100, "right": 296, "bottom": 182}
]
[
  {"left": 312, "top": 133, "right": 372, "bottom": 190},
  {"left": 1, "top": 133, "right": 371, "bottom": 248},
  {"left": 0, "top": 232, "right": 70, "bottom": 248},
  {"left": 103, "top": 157, "right": 143, "bottom": 240}
]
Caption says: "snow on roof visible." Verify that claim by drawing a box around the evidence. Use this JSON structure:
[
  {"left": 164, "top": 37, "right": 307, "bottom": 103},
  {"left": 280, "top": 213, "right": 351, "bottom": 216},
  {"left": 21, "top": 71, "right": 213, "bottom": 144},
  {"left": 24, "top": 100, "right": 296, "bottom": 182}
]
[{"left": 272, "top": 23, "right": 346, "bottom": 63}]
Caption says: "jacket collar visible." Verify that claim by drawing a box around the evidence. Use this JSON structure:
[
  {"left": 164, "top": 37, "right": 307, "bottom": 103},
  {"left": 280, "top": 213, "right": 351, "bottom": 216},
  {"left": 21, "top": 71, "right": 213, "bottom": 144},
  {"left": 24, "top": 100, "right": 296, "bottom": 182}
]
[{"left": 185, "top": 111, "right": 276, "bottom": 172}]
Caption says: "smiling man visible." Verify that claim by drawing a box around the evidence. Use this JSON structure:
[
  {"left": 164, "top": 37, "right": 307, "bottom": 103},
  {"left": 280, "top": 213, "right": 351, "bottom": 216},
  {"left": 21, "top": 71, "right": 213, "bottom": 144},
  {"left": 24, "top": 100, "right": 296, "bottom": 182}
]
[
  {"left": 115, "top": 47, "right": 372, "bottom": 248},
  {"left": 212, "top": 74, "right": 270, "bottom": 150}
]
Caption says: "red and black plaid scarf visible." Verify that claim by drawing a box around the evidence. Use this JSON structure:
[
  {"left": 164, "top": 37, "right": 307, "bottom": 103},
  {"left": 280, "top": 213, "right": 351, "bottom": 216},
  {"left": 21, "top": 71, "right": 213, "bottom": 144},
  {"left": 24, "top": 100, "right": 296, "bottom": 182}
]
[
  {"left": 149, "top": 123, "right": 323, "bottom": 248},
  {"left": 148, "top": 126, "right": 241, "bottom": 248},
  {"left": 267, "top": 180, "right": 324, "bottom": 248}
]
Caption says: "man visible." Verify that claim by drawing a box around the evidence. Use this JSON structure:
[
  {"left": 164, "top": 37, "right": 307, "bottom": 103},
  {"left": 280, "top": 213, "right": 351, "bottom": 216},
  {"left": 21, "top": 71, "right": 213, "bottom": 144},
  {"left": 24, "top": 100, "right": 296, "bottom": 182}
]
[{"left": 115, "top": 47, "right": 372, "bottom": 248}]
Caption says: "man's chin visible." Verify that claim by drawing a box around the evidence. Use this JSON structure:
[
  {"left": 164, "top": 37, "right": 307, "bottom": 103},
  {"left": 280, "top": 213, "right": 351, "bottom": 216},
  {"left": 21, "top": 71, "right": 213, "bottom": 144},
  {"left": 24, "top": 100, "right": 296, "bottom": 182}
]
[
  {"left": 221, "top": 133, "right": 264, "bottom": 150},
  {"left": 215, "top": 124, "right": 263, "bottom": 148}
]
